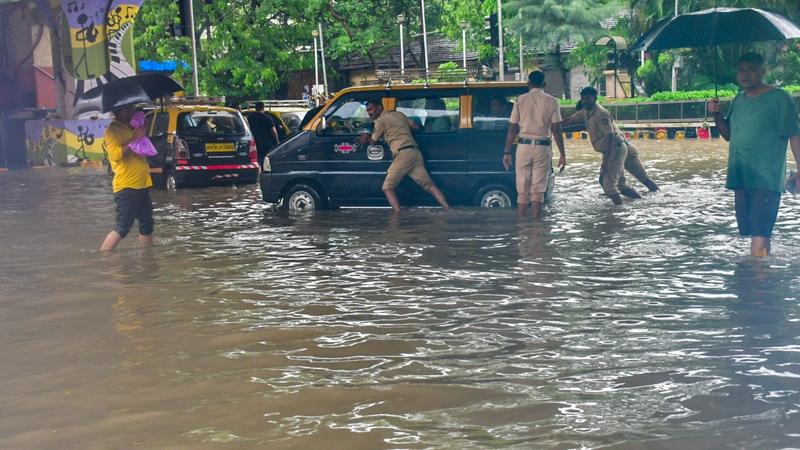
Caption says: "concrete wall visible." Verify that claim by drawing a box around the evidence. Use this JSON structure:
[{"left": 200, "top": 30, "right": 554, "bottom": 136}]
[{"left": 0, "top": 3, "right": 55, "bottom": 111}]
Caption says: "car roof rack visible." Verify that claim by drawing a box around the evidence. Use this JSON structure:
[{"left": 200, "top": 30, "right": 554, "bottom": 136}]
[
  {"left": 243, "top": 99, "right": 311, "bottom": 109},
  {"left": 166, "top": 96, "right": 227, "bottom": 106}
]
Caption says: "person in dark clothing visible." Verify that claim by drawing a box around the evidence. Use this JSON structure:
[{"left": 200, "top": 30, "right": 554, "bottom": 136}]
[{"left": 248, "top": 102, "right": 280, "bottom": 165}]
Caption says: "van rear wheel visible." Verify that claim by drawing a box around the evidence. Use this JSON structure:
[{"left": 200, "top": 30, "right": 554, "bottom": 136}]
[
  {"left": 475, "top": 184, "right": 514, "bottom": 208},
  {"left": 284, "top": 184, "right": 324, "bottom": 213}
]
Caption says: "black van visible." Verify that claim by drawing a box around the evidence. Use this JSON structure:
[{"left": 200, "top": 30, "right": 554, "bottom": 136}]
[{"left": 260, "top": 82, "right": 555, "bottom": 212}]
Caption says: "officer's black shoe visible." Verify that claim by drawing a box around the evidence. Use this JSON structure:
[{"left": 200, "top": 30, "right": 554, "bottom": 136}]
[
  {"left": 620, "top": 187, "right": 642, "bottom": 199},
  {"left": 644, "top": 179, "right": 660, "bottom": 192},
  {"left": 609, "top": 194, "right": 623, "bottom": 205}
]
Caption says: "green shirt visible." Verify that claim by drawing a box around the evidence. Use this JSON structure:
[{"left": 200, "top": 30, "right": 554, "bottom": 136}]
[{"left": 726, "top": 88, "right": 800, "bottom": 192}]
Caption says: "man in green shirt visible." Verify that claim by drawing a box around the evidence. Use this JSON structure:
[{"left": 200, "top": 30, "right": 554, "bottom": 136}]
[{"left": 710, "top": 52, "right": 800, "bottom": 257}]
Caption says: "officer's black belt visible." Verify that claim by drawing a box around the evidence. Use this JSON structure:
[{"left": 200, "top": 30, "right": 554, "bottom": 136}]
[
  {"left": 397, "top": 145, "right": 418, "bottom": 152},
  {"left": 518, "top": 138, "right": 551, "bottom": 146}
]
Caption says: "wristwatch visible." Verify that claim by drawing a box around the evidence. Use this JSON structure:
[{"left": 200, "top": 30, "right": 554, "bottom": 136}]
[{"left": 503, "top": 150, "right": 512, "bottom": 155}]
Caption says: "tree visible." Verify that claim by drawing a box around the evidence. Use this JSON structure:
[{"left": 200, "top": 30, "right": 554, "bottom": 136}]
[
  {"left": 135, "top": 0, "right": 315, "bottom": 99},
  {"left": 503, "top": 0, "right": 621, "bottom": 98},
  {"left": 627, "top": 0, "right": 800, "bottom": 94}
]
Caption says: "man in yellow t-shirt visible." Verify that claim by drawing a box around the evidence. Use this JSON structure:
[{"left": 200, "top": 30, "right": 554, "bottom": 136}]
[{"left": 99, "top": 103, "right": 154, "bottom": 251}]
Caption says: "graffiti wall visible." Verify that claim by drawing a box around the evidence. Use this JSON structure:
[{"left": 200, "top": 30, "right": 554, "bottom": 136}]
[
  {"left": 25, "top": 119, "right": 112, "bottom": 166},
  {"left": 63, "top": 0, "right": 145, "bottom": 103},
  {"left": 20, "top": 0, "right": 144, "bottom": 167}
]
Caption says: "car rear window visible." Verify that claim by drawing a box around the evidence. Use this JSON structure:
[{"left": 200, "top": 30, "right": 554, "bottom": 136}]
[{"left": 178, "top": 112, "right": 246, "bottom": 136}]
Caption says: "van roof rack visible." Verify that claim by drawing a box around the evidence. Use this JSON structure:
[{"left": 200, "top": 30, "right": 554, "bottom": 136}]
[{"left": 373, "top": 67, "right": 492, "bottom": 87}]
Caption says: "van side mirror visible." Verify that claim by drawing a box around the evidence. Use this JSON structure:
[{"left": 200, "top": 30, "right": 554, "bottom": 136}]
[{"left": 316, "top": 117, "right": 327, "bottom": 133}]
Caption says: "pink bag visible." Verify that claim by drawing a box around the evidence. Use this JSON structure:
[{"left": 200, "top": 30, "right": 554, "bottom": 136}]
[{"left": 128, "top": 111, "right": 157, "bottom": 157}]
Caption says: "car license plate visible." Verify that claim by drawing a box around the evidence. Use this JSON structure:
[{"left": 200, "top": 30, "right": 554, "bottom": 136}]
[{"left": 205, "top": 142, "right": 235, "bottom": 152}]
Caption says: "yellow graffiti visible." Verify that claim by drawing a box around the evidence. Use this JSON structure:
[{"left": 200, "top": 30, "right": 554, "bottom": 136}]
[{"left": 106, "top": 4, "right": 139, "bottom": 35}]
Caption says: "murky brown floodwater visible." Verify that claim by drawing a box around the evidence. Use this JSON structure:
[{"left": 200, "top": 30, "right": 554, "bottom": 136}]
[{"left": 1, "top": 140, "right": 800, "bottom": 449}]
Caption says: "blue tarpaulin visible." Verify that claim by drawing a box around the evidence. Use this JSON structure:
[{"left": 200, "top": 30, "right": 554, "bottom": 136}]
[{"left": 138, "top": 60, "right": 190, "bottom": 72}]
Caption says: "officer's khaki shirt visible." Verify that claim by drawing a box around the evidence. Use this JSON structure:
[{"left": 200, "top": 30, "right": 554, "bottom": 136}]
[
  {"left": 509, "top": 88, "right": 562, "bottom": 139},
  {"left": 569, "top": 105, "right": 622, "bottom": 153},
  {"left": 372, "top": 110, "right": 418, "bottom": 157}
]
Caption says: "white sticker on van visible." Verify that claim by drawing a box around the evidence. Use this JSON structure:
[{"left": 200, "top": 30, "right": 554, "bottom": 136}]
[{"left": 367, "top": 145, "right": 384, "bottom": 161}]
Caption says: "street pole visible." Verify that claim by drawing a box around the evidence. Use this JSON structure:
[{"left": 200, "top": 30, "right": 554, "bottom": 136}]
[
  {"left": 318, "top": 23, "right": 329, "bottom": 98},
  {"left": 312, "top": 30, "right": 319, "bottom": 103},
  {"left": 188, "top": 0, "right": 199, "bottom": 96},
  {"left": 398, "top": 14, "right": 406, "bottom": 76},
  {"left": 671, "top": 0, "right": 679, "bottom": 92},
  {"left": 460, "top": 21, "right": 468, "bottom": 69},
  {"left": 497, "top": 0, "right": 504, "bottom": 81},
  {"left": 421, "top": 0, "right": 429, "bottom": 75},
  {"left": 518, "top": 35, "right": 523, "bottom": 80}
]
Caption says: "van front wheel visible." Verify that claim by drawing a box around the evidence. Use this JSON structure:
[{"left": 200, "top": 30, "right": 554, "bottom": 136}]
[
  {"left": 475, "top": 184, "right": 514, "bottom": 208},
  {"left": 284, "top": 184, "right": 324, "bottom": 213},
  {"left": 165, "top": 170, "right": 179, "bottom": 191}
]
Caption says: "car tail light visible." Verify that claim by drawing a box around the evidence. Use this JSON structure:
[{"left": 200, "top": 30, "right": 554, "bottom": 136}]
[
  {"left": 174, "top": 138, "right": 189, "bottom": 162},
  {"left": 248, "top": 139, "right": 257, "bottom": 164}
]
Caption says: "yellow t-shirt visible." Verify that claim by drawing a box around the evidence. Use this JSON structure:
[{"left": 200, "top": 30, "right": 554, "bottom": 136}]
[{"left": 106, "top": 120, "right": 153, "bottom": 193}]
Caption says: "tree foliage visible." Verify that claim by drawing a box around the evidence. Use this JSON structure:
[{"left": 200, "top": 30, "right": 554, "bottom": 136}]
[
  {"left": 132, "top": 0, "right": 800, "bottom": 99},
  {"left": 503, "top": 0, "right": 621, "bottom": 97}
]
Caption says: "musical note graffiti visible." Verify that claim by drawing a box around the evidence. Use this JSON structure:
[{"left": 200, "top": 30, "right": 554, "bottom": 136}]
[
  {"left": 71, "top": 0, "right": 145, "bottom": 108},
  {"left": 60, "top": 0, "right": 109, "bottom": 80}
]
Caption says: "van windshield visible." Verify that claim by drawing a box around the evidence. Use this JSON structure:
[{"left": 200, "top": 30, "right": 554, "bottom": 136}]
[{"left": 178, "top": 112, "right": 246, "bottom": 136}]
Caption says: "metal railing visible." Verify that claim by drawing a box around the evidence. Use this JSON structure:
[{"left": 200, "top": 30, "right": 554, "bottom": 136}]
[
  {"left": 245, "top": 99, "right": 311, "bottom": 109},
  {"left": 371, "top": 67, "right": 493, "bottom": 86},
  {"left": 562, "top": 95, "right": 800, "bottom": 124}
]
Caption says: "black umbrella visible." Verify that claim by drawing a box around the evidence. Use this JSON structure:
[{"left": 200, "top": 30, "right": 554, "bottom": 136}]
[
  {"left": 631, "top": 7, "right": 800, "bottom": 52},
  {"left": 630, "top": 7, "right": 800, "bottom": 95},
  {"left": 75, "top": 73, "right": 184, "bottom": 113}
]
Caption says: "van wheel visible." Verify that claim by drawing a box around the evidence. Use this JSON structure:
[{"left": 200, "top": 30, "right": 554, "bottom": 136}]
[
  {"left": 284, "top": 184, "right": 324, "bottom": 213},
  {"left": 165, "top": 170, "right": 178, "bottom": 191},
  {"left": 475, "top": 184, "right": 514, "bottom": 208}
]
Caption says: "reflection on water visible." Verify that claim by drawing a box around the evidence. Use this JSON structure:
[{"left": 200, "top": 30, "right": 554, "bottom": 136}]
[{"left": 1, "top": 141, "right": 799, "bottom": 449}]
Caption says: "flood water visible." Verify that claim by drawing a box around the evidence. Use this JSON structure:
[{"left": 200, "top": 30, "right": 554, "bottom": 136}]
[{"left": 2, "top": 140, "right": 800, "bottom": 449}]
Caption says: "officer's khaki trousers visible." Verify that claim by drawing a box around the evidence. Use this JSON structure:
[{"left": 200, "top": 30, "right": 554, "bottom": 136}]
[
  {"left": 601, "top": 139, "right": 652, "bottom": 196},
  {"left": 515, "top": 143, "right": 552, "bottom": 204}
]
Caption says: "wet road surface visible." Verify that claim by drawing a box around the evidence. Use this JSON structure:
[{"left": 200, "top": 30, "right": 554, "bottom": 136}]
[{"left": 1, "top": 140, "right": 800, "bottom": 449}]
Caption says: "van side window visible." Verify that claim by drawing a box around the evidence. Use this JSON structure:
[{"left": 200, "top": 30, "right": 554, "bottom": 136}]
[
  {"left": 396, "top": 97, "right": 459, "bottom": 133},
  {"left": 473, "top": 94, "right": 516, "bottom": 131},
  {"left": 323, "top": 99, "right": 369, "bottom": 134}
]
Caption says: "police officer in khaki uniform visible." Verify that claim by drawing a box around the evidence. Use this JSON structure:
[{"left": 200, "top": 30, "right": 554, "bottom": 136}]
[
  {"left": 359, "top": 98, "right": 450, "bottom": 212},
  {"left": 563, "top": 87, "right": 659, "bottom": 205},
  {"left": 503, "top": 70, "right": 566, "bottom": 219}
]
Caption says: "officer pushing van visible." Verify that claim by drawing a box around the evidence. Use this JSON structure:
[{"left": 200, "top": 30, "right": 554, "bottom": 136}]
[
  {"left": 359, "top": 98, "right": 450, "bottom": 212},
  {"left": 562, "top": 87, "right": 659, "bottom": 205},
  {"left": 503, "top": 70, "right": 566, "bottom": 219}
]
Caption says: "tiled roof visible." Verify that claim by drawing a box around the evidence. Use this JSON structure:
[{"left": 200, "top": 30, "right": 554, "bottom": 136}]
[{"left": 340, "top": 35, "right": 480, "bottom": 70}]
